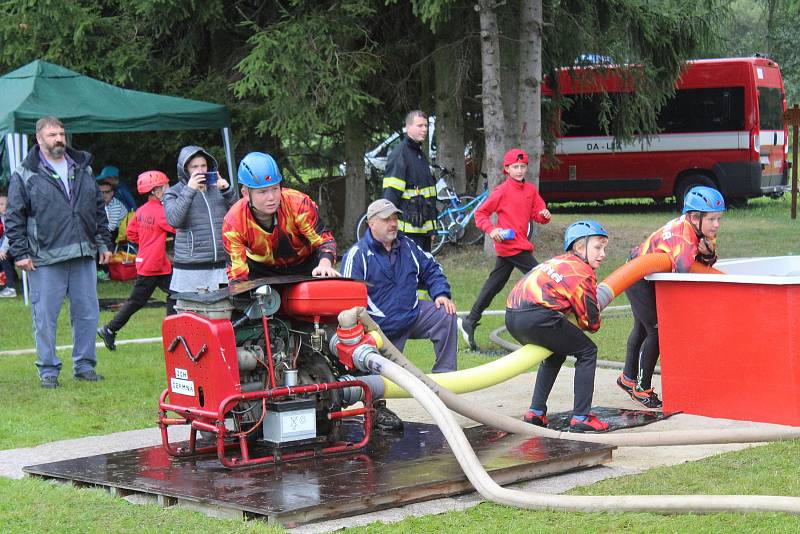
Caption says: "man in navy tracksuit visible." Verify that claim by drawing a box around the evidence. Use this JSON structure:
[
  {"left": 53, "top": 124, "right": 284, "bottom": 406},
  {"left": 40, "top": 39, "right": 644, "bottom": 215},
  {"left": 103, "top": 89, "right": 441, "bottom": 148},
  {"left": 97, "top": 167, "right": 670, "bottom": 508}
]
[{"left": 342, "top": 199, "right": 458, "bottom": 373}]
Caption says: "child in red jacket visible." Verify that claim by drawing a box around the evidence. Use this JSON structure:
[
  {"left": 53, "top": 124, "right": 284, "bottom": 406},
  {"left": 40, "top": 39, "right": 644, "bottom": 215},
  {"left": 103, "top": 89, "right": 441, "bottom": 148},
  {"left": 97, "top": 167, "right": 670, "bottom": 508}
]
[
  {"left": 460, "top": 148, "right": 551, "bottom": 350},
  {"left": 97, "top": 171, "right": 176, "bottom": 351}
]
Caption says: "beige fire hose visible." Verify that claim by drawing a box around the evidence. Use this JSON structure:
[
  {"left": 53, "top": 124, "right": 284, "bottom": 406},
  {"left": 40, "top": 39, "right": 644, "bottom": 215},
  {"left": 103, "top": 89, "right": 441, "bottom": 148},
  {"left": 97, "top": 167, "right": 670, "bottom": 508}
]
[
  {"left": 341, "top": 307, "right": 800, "bottom": 447},
  {"left": 355, "top": 346, "right": 800, "bottom": 514}
]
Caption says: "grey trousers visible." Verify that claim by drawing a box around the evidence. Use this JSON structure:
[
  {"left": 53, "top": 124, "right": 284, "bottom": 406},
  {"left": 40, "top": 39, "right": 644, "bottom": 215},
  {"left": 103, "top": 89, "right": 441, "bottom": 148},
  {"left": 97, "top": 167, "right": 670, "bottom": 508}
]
[
  {"left": 387, "top": 299, "right": 458, "bottom": 373},
  {"left": 28, "top": 257, "right": 99, "bottom": 378}
]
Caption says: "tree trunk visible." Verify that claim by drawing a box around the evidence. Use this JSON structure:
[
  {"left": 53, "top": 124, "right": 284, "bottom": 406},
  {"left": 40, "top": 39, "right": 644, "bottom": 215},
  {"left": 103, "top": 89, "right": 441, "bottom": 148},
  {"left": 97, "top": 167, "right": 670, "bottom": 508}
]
[
  {"left": 343, "top": 119, "right": 367, "bottom": 247},
  {"left": 434, "top": 33, "right": 467, "bottom": 193},
  {"left": 764, "top": 0, "right": 779, "bottom": 56},
  {"left": 517, "top": 0, "right": 543, "bottom": 187},
  {"left": 499, "top": 1, "right": 520, "bottom": 149},
  {"left": 477, "top": 0, "right": 506, "bottom": 256}
]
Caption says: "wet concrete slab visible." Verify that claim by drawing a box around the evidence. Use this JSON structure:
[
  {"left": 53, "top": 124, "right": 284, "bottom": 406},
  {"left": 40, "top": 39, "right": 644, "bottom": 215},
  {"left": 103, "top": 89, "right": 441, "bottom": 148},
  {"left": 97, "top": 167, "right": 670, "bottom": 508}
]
[{"left": 23, "top": 421, "right": 613, "bottom": 527}]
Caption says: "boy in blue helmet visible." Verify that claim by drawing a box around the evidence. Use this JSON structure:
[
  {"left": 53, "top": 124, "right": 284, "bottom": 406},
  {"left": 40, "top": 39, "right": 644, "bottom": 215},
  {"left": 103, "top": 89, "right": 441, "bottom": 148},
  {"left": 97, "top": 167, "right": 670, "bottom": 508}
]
[
  {"left": 619, "top": 186, "right": 725, "bottom": 408},
  {"left": 222, "top": 152, "right": 338, "bottom": 281},
  {"left": 506, "top": 220, "right": 610, "bottom": 432}
]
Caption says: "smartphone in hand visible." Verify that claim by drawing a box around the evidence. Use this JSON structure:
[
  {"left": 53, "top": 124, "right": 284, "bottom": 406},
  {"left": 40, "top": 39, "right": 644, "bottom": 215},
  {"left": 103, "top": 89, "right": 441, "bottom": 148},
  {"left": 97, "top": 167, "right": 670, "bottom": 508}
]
[{"left": 202, "top": 171, "right": 218, "bottom": 186}]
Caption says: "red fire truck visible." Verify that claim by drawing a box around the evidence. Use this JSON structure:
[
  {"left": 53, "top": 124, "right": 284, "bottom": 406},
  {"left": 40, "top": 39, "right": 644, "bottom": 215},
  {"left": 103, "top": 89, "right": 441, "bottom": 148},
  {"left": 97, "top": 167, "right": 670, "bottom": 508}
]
[{"left": 540, "top": 57, "right": 788, "bottom": 206}]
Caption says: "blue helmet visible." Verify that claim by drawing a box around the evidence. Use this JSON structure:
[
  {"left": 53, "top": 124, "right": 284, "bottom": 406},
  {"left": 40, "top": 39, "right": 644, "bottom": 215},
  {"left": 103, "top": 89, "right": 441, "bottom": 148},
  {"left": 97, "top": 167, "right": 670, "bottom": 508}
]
[
  {"left": 564, "top": 220, "right": 608, "bottom": 252},
  {"left": 683, "top": 186, "right": 725, "bottom": 214},
  {"left": 237, "top": 152, "right": 282, "bottom": 189}
]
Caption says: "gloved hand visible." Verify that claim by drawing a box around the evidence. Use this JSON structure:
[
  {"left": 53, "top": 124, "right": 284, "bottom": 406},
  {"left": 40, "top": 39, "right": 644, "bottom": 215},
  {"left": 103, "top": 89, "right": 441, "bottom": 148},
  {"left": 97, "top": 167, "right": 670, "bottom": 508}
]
[
  {"left": 697, "top": 237, "right": 717, "bottom": 266},
  {"left": 408, "top": 208, "right": 425, "bottom": 228}
]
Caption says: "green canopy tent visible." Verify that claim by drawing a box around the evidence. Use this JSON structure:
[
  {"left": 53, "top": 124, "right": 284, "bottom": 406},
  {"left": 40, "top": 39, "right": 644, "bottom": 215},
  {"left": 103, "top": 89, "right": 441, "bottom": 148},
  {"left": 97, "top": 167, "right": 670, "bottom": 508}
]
[
  {"left": 0, "top": 60, "right": 236, "bottom": 305},
  {"left": 1, "top": 59, "right": 235, "bottom": 184}
]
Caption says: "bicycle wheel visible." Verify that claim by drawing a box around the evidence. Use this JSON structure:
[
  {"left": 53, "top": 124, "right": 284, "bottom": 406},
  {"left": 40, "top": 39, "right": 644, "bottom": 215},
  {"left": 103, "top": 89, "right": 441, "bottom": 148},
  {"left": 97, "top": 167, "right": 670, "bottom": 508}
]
[
  {"left": 454, "top": 196, "right": 484, "bottom": 246},
  {"left": 354, "top": 212, "right": 369, "bottom": 241},
  {"left": 430, "top": 218, "right": 446, "bottom": 255}
]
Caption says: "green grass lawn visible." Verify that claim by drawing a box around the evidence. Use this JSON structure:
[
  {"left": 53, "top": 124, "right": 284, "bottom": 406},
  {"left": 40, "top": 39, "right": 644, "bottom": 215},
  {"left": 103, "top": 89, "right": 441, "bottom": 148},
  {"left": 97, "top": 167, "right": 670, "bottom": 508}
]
[{"left": 1, "top": 195, "right": 800, "bottom": 532}]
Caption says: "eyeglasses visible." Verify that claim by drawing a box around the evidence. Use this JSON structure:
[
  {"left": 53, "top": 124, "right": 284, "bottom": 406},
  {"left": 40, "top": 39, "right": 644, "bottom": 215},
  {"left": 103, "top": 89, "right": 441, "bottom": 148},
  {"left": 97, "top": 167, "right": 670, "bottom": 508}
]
[{"left": 100, "top": 189, "right": 113, "bottom": 194}]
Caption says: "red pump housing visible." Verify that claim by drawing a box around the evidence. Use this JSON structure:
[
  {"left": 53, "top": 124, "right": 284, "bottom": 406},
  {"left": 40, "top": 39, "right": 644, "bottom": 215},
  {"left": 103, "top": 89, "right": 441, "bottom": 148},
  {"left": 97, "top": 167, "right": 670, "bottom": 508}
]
[{"left": 281, "top": 279, "right": 367, "bottom": 323}]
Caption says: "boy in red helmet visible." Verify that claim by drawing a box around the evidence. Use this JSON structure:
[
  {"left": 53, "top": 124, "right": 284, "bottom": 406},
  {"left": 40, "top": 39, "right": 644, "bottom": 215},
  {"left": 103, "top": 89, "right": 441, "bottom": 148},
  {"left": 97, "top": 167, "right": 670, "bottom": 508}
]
[
  {"left": 460, "top": 148, "right": 551, "bottom": 350},
  {"left": 98, "top": 171, "right": 176, "bottom": 351}
]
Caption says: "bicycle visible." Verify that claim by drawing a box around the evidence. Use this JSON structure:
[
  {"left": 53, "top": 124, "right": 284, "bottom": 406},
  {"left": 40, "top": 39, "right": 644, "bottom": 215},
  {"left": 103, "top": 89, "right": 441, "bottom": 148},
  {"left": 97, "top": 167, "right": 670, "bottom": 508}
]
[{"left": 354, "top": 167, "right": 488, "bottom": 255}]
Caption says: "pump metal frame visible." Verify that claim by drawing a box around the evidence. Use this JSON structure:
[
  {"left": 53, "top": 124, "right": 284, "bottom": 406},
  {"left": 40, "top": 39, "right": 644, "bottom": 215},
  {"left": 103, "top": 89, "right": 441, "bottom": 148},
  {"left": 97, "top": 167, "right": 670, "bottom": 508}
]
[{"left": 158, "top": 380, "right": 372, "bottom": 468}]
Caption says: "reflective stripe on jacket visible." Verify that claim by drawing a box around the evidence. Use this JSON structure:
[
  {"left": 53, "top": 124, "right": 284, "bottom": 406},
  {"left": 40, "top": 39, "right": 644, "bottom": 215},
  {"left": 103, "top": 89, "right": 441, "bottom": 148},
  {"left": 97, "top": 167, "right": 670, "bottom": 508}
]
[{"left": 382, "top": 136, "right": 436, "bottom": 234}]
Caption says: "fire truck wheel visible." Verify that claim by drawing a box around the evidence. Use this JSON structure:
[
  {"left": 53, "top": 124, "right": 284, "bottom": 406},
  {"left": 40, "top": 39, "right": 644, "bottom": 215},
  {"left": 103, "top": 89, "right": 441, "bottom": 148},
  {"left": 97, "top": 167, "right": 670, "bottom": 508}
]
[{"left": 675, "top": 174, "right": 717, "bottom": 212}]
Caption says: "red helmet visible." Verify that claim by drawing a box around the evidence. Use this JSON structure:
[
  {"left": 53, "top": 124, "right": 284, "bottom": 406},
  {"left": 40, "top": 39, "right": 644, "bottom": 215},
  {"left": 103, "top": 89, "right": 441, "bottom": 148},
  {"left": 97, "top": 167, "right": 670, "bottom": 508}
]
[{"left": 137, "top": 170, "right": 169, "bottom": 194}]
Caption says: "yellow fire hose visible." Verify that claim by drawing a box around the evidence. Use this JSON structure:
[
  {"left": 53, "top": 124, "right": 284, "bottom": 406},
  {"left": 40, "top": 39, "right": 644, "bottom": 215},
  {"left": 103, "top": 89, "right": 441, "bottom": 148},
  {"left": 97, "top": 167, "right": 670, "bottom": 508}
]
[{"left": 383, "top": 255, "right": 721, "bottom": 399}]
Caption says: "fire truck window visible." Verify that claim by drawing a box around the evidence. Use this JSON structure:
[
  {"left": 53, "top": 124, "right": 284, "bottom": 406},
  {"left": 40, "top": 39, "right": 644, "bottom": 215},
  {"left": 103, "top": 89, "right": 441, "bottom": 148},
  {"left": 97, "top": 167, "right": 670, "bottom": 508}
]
[
  {"left": 657, "top": 87, "right": 745, "bottom": 133},
  {"left": 562, "top": 87, "right": 746, "bottom": 137},
  {"left": 758, "top": 87, "right": 784, "bottom": 131},
  {"left": 562, "top": 96, "right": 603, "bottom": 136}
]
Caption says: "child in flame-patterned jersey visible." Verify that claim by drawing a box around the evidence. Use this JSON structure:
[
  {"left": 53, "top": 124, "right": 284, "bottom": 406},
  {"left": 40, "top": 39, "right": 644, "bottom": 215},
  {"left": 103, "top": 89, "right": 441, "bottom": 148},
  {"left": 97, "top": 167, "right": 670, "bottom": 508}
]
[
  {"left": 618, "top": 185, "right": 725, "bottom": 409},
  {"left": 222, "top": 152, "right": 339, "bottom": 282},
  {"left": 506, "top": 220, "right": 610, "bottom": 432}
]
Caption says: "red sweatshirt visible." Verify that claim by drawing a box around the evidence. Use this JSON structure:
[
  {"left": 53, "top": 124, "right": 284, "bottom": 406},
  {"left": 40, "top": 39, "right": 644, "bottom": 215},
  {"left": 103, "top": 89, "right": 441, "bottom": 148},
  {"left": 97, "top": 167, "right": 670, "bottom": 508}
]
[
  {"left": 474, "top": 177, "right": 549, "bottom": 257},
  {"left": 127, "top": 198, "right": 175, "bottom": 276}
]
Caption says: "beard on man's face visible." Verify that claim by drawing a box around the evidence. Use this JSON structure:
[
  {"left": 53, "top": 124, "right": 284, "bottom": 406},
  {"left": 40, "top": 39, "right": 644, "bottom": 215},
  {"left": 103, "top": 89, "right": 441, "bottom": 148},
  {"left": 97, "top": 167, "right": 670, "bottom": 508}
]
[{"left": 50, "top": 143, "right": 66, "bottom": 157}]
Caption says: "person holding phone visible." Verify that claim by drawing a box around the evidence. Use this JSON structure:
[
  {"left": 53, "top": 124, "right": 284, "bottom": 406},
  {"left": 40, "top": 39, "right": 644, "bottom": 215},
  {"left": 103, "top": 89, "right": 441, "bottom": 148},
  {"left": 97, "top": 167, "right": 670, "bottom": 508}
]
[
  {"left": 202, "top": 171, "right": 219, "bottom": 187},
  {"left": 163, "top": 145, "right": 238, "bottom": 293}
]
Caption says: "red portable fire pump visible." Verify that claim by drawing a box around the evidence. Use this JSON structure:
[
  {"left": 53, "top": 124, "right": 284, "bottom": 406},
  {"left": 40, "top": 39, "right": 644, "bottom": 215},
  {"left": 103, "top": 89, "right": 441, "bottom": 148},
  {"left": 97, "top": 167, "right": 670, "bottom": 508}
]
[{"left": 158, "top": 276, "right": 383, "bottom": 468}]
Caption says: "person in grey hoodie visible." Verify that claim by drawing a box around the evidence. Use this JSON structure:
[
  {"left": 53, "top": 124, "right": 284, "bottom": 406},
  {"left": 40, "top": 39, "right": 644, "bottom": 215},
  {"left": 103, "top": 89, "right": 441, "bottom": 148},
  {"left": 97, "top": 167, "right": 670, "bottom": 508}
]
[{"left": 163, "top": 146, "right": 237, "bottom": 293}]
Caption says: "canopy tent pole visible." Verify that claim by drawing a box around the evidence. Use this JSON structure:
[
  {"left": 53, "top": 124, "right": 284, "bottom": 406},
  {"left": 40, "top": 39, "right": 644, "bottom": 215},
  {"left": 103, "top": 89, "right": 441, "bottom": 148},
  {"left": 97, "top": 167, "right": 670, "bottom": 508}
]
[
  {"left": 222, "top": 127, "right": 235, "bottom": 188},
  {"left": 5, "top": 133, "right": 29, "bottom": 305}
]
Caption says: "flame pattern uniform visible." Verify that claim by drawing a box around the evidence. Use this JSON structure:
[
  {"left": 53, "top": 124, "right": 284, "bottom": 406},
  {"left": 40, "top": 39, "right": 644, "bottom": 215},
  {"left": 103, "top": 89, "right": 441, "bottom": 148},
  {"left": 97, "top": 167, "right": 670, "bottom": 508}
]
[
  {"left": 222, "top": 188, "right": 336, "bottom": 282},
  {"left": 507, "top": 253, "right": 601, "bottom": 332},
  {"left": 623, "top": 214, "right": 715, "bottom": 393},
  {"left": 630, "top": 214, "right": 713, "bottom": 271},
  {"left": 505, "top": 253, "right": 601, "bottom": 417}
]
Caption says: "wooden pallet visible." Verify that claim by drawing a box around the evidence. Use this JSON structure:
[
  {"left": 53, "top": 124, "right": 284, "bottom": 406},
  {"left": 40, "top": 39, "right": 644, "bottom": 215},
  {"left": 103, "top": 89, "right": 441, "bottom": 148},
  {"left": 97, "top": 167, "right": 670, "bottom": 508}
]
[{"left": 24, "top": 422, "right": 613, "bottom": 527}]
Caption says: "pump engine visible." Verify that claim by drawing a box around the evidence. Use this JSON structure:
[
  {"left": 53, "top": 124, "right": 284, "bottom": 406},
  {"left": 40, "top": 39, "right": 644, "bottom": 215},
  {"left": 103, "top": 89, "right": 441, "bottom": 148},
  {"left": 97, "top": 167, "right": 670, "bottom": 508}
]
[{"left": 158, "top": 275, "right": 381, "bottom": 468}]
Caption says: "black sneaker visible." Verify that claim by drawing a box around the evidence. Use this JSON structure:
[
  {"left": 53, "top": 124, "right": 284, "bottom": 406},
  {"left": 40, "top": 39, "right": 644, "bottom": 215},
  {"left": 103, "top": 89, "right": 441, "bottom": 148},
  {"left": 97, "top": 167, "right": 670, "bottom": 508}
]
[
  {"left": 630, "top": 387, "right": 662, "bottom": 409},
  {"left": 97, "top": 325, "right": 117, "bottom": 351},
  {"left": 40, "top": 376, "right": 59, "bottom": 389},
  {"left": 459, "top": 317, "right": 479, "bottom": 351},
  {"left": 74, "top": 370, "right": 105, "bottom": 382},
  {"left": 616, "top": 373, "right": 635, "bottom": 396},
  {"left": 372, "top": 400, "right": 404, "bottom": 432},
  {"left": 522, "top": 410, "right": 548, "bottom": 427}
]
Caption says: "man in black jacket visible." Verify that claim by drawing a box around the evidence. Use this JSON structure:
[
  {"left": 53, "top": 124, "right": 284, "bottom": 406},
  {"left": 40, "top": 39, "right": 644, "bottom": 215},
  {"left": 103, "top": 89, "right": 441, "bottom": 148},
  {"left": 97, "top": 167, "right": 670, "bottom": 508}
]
[
  {"left": 6, "top": 116, "right": 112, "bottom": 388},
  {"left": 382, "top": 110, "right": 436, "bottom": 252}
]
